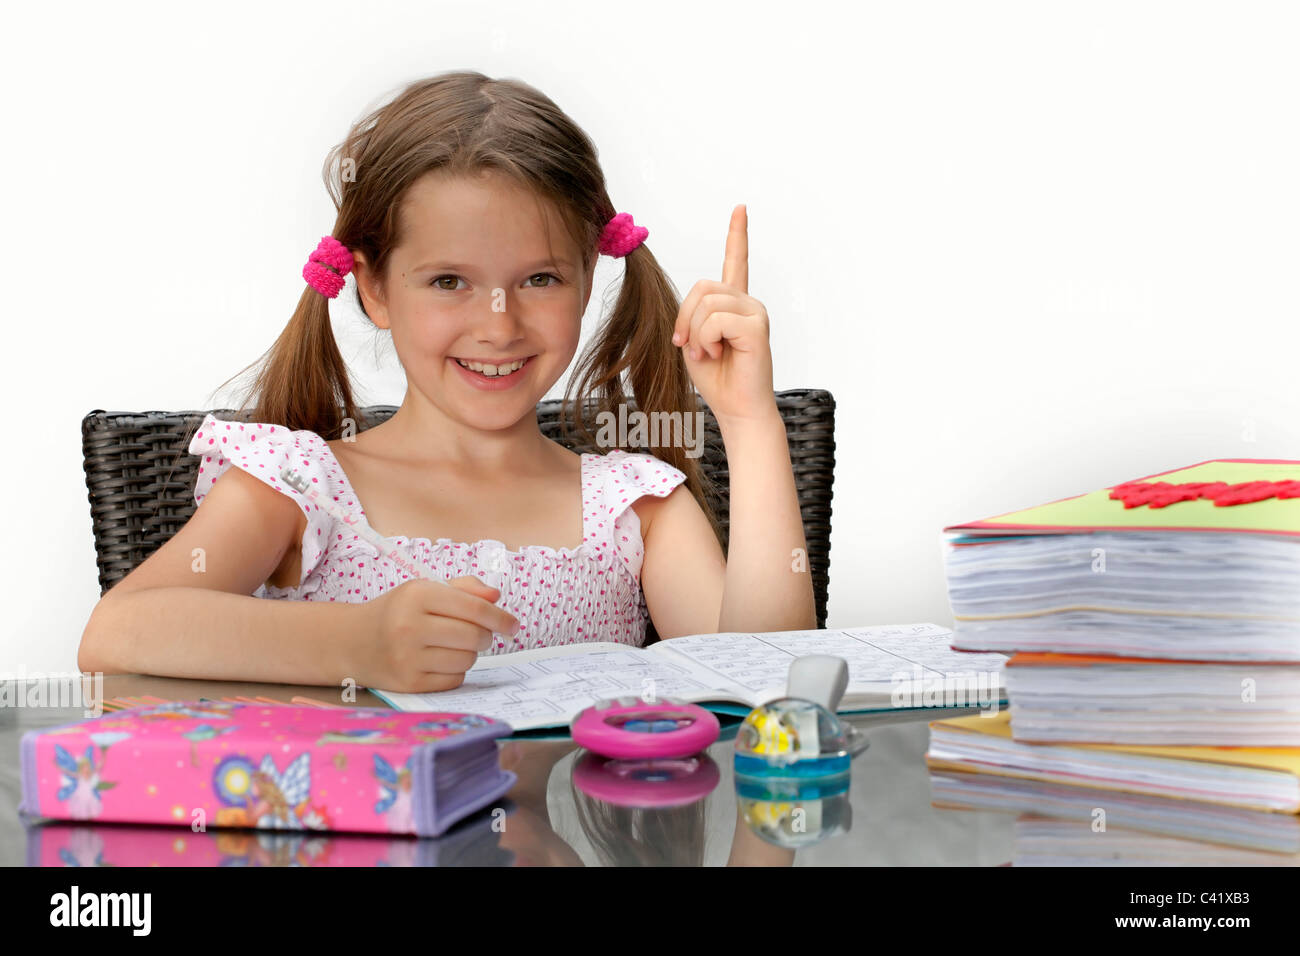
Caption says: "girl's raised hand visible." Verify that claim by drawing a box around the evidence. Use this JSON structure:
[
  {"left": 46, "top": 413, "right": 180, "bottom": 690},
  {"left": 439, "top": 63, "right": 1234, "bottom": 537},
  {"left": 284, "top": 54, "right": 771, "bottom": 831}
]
[{"left": 671, "top": 205, "right": 777, "bottom": 426}]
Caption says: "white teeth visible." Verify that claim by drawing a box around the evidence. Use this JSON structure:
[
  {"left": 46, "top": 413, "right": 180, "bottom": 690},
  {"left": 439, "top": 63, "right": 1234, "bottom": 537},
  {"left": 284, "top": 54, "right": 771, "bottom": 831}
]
[{"left": 456, "top": 358, "right": 526, "bottom": 376}]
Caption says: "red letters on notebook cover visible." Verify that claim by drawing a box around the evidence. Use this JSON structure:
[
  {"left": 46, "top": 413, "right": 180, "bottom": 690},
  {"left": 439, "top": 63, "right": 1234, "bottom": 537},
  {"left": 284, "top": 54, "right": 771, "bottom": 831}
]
[{"left": 1109, "top": 480, "right": 1300, "bottom": 509}]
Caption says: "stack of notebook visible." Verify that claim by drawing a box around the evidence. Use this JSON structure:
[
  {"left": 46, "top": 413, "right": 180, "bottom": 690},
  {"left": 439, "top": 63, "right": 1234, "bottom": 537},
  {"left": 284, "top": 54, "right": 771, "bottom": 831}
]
[
  {"left": 928, "top": 710, "right": 1300, "bottom": 813},
  {"left": 927, "top": 459, "right": 1300, "bottom": 823},
  {"left": 943, "top": 459, "right": 1300, "bottom": 665},
  {"left": 1002, "top": 654, "right": 1300, "bottom": 746}
]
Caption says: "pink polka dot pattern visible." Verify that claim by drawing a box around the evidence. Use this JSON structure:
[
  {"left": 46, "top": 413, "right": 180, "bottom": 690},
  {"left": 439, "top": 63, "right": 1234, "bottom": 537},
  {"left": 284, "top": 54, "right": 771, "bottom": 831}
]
[{"left": 188, "top": 414, "right": 688, "bottom": 655}]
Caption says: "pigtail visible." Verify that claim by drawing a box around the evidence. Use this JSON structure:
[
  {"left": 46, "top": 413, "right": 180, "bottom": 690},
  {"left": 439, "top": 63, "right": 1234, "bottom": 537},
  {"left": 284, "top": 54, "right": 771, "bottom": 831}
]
[
  {"left": 208, "top": 280, "right": 362, "bottom": 441},
  {"left": 562, "top": 242, "right": 727, "bottom": 552}
]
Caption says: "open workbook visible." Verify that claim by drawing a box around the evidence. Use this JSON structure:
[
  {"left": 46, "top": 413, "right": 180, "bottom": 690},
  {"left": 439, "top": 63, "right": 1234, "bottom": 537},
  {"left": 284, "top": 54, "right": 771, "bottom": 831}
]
[{"left": 371, "top": 624, "right": 1008, "bottom": 731}]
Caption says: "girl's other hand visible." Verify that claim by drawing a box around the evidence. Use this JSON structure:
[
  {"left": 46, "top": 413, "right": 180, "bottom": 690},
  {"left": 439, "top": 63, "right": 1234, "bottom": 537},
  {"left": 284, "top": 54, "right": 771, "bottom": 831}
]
[
  {"left": 672, "top": 204, "right": 778, "bottom": 426},
  {"left": 354, "top": 576, "right": 519, "bottom": 693}
]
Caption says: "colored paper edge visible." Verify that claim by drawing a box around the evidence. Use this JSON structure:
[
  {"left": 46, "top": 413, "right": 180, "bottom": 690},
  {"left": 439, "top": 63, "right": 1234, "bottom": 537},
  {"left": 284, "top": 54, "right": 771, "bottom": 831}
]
[
  {"left": 1006, "top": 652, "right": 1300, "bottom": 667},
  {"left": 944, "top": 459, "right": 1300, "bottom": 536},
  {"left": 930, "top": 710, "right": 1300, "bottom": 773}
]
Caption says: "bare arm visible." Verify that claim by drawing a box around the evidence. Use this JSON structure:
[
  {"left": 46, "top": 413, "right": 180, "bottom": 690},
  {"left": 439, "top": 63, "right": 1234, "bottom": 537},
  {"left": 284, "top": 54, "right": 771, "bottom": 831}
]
[
  {"left": 637, "top": 484, "right": 727, "bottom": 640},
  {"left": 78, "top": 464, "right": 361, "bottom": 684},
  {"left": 714, "top": 410, "right": 816, "bottom": 633},
  {"left": 638, "top": 410, "right": 815, "bottom": 639},
  {"left": 81, "top": 587, "right": 367, "bottom": 684}
]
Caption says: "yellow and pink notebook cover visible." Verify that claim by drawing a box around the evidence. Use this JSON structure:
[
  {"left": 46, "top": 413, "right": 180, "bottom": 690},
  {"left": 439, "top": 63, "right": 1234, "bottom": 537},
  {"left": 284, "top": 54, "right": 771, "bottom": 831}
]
[{"left": 945, "top": 459, "right": 1300, "bottom": 539}]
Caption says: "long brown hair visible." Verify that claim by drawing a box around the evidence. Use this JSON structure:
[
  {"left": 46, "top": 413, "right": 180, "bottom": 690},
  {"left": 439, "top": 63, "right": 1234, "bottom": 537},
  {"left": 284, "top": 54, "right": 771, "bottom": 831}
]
[{"left": 207, "top": 70, "right": 721, "bottom": 543}]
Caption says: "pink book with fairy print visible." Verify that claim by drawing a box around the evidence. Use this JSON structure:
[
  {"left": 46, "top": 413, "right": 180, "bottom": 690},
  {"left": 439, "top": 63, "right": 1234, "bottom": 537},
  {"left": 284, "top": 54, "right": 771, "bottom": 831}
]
[{"left": 18, "top": 701, "right": 516, "bottom": 838}]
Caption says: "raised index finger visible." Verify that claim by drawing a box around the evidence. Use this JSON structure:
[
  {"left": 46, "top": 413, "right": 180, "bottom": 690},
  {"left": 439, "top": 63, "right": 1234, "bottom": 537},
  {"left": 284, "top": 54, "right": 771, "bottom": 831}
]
[{"left": 722, "top": 203, "right": 748, "bottom": 294}]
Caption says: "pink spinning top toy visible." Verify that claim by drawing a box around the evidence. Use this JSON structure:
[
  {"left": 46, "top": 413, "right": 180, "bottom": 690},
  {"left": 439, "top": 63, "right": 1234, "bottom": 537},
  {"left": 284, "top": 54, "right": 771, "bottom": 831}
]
[{"left": 571, "top": 697, "right": 720, "bottom": 760}]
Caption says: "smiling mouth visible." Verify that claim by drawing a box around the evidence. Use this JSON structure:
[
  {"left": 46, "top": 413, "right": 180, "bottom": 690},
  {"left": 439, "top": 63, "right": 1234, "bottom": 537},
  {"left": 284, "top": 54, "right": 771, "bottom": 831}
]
[{"left": 451, "top": 355, "right": 534, "bottom": 377}]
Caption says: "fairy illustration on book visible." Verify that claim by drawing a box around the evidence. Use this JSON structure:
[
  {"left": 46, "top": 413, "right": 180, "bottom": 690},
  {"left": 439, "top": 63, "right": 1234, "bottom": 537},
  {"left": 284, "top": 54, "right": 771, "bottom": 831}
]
[
  {"left": 373, "top": 754, "right": 414, "bottom": 832},
  {"left": 212, "top": 753, "right": 330, "bottom": 830},
  {"left": 53, "top": 744, "right": 116, "bottom": 821}
]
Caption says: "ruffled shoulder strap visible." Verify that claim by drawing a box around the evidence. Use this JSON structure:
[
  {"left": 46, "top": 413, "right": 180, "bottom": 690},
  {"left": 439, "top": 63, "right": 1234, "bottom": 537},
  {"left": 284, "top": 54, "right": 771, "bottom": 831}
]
[
  {"left": 188, "top": 413, "right": 340, "bottom": 594},
  {"left": 582, "top": 449, "right": 688, "bottom": 579}
]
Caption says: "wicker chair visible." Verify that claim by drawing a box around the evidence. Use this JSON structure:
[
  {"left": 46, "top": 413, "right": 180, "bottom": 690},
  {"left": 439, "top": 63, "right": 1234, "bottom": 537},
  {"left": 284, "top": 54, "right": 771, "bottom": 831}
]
[{"left": 81, "top": 389, "right": 835, "bottom": 641}]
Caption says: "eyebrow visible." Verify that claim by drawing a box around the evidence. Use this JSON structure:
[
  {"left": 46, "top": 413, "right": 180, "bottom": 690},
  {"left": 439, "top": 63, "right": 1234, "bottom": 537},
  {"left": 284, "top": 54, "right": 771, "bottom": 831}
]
[{"left": 410, "top": 258, "right": 576, "bottom": 274}]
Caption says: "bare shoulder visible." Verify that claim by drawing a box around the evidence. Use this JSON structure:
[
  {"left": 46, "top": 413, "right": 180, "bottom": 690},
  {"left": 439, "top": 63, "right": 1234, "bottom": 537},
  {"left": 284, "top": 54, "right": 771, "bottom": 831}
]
[
  {"left": 550, "top": 440, "right": 583, "bottom": 470},
  {"left": 632, "top": 476, "right": 698, "bottom": 541},
  {"left": 324, "top": 419, "right": 409, "bottom": 470},
  {"left": 324, "top": 433, "right": 360, "bottom": 469},
  {"left": 560, "top": 444, "right": 582, "bottom": 465}
]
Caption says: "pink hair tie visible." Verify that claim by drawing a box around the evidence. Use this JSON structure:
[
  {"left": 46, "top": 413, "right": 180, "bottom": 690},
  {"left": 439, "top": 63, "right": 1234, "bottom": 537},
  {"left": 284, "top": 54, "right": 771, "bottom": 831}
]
[
  {"left": 599, "top": 212, "right": 648, "bottom": 258},
  {"left": 302, "top": 235, "right": 355, "bottom": 298}
]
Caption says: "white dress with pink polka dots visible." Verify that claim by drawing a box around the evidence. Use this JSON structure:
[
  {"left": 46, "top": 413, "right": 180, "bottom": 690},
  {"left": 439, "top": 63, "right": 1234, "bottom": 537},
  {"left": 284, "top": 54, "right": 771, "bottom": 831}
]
[{"left": 188, "top": 413, "right": 688, "bottom": 654}]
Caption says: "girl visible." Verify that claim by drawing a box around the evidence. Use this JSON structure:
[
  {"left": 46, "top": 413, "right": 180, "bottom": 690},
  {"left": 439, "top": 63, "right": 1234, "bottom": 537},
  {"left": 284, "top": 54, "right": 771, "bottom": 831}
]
[{"left": 78, "top": 70, "right": 815, "bottom": 693}]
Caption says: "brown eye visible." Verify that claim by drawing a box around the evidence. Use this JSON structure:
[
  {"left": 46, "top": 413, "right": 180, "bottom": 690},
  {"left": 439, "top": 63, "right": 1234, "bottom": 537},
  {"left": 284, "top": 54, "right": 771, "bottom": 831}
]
[{"left": 431, "top": 275, "right": 465, "bottom": 291}]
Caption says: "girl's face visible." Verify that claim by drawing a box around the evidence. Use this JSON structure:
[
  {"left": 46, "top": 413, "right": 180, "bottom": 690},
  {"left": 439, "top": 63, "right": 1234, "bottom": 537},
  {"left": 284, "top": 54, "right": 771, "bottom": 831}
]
[{"left": 357, "top": 169, "right": 593, "bottom": 433}]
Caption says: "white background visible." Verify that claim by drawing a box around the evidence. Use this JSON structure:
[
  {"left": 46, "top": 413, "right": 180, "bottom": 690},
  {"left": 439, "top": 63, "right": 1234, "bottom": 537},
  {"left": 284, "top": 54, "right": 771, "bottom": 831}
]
[{"left": 3, "top": 0, "right": 1298, "bottom": 673}]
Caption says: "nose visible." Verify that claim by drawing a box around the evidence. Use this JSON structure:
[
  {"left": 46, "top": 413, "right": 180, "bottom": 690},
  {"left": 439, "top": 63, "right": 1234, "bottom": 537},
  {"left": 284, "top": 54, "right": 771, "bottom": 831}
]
[{"left": 471, "top": 287, "right": 527, "bottom": 346}]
